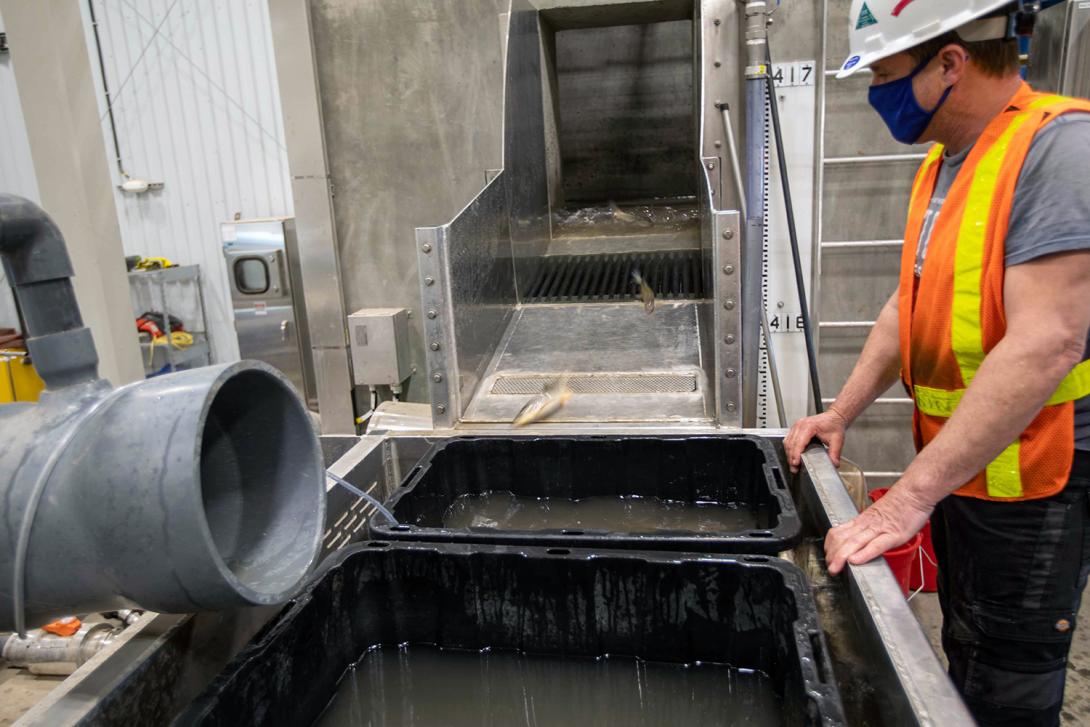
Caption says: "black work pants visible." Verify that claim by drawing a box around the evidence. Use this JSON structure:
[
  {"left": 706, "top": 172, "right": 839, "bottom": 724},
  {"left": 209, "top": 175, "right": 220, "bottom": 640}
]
[{"left": 931, "top": 451, "right": 1090, "bottom": 726}]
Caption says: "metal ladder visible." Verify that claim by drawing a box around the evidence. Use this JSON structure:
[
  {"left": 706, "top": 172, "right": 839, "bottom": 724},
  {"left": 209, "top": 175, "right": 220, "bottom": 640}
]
[{"left": 812, "top": 0, "right": 920, "bottom": 486}]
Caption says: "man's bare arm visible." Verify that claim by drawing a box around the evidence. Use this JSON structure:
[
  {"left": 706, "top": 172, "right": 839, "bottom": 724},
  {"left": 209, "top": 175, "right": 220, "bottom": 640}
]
[{"left": 784, "top": 291, "right": 902, "bottom": 471}]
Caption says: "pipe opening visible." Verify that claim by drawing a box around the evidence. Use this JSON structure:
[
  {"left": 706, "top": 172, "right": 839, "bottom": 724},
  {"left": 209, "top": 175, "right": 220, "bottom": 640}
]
[{"left": 199, "top": 369, "right": 321, "bottom": 598}]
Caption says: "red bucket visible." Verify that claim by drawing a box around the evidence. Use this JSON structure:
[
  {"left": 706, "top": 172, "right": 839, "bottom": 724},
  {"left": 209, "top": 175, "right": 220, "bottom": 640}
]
[{"left": 868, "top": 488, "right": 937, "bottom": 595}]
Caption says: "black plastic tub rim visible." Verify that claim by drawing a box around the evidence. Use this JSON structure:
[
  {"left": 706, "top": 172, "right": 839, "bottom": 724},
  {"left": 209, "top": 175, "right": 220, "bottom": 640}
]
[{"left": 372, "top": 434, "right": 801, "bottom": 555}]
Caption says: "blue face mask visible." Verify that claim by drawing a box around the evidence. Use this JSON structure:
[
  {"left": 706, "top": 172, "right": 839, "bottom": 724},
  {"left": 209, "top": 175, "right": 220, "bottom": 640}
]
[{"left": 868, "top": 55, "right": 955, "bottom": 145}]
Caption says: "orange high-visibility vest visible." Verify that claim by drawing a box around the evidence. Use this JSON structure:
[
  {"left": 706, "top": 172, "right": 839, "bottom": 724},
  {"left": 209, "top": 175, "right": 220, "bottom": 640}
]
[{"left": 899, "top": 83, "right": 1090, "bottom": 501}]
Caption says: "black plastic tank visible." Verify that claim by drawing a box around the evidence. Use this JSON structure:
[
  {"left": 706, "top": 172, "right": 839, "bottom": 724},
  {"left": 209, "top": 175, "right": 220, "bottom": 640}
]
[
  {"left": 179, "top": 542, "right": 844, "bottom": 726},
  {"left": 370, "top": 435, "right": 800, "bottom": 554}
]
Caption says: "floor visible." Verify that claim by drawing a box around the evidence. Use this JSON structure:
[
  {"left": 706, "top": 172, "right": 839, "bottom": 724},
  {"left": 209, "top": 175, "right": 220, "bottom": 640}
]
[
  {"left": 910, "top": 592, "right": 1090, "bottom": 724},
  {"left": 0, "top": 669, "right": 62, "bottom": 727}
]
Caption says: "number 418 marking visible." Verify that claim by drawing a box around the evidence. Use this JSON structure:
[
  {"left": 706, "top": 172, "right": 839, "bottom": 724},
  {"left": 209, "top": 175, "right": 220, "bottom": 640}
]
[{"left": 768, "top": 314, "right": 806, "bottom": 331}]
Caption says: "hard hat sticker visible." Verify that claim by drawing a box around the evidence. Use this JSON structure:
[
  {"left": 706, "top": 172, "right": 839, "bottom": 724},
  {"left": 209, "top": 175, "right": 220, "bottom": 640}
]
[
  {"left": 856, "top": 2, "right": 878, "bottom": 29},
  {"left": 843, "top": 55, "right": 862, "bottom": 71},
  {"left": 892, "top": 0, "right": 919, "bottom": 17}
]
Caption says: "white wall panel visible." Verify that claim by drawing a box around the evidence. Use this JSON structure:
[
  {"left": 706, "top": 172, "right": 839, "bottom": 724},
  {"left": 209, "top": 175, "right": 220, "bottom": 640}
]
[
  {"left": 81, "top": 0, "right": 293, "bottom": 363},
  {"left": 0, "top": 7, "right": 40, "bottom": 328}
]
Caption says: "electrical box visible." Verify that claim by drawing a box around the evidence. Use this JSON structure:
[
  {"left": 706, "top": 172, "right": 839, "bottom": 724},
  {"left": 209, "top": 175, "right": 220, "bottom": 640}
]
[{"left": 347, "top": 308, "right": 412, "bottom": 386}]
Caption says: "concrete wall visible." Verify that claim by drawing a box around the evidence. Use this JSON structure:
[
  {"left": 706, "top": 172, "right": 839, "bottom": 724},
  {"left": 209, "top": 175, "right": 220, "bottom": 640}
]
[
  {"left": 0, "top": 7, "right": 38, "bottom": 330},
  {"left": 553, "top": 19, "right": 696, "bottom": 205},
  {"left": 305, "top": 0, "right": 509, "bottom": 404}
]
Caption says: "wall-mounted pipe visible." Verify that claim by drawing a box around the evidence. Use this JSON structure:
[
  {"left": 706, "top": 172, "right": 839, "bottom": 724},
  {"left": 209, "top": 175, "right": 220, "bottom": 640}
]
[
  {"left": 0, "top": 195, "right": 326, "bottom": 634},
  {"left": 741, "top": 0, "right": 771, "bottom": 427}
]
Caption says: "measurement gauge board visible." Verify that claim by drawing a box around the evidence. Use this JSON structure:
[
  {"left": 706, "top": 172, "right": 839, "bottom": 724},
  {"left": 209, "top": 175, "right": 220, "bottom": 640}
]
[{"left": 758, "top": 63, "right": 818, "bottom": 428}]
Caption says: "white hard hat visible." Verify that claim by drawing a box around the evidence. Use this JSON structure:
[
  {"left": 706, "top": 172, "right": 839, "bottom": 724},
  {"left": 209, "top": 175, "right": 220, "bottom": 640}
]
[{"left": 837, "top": 0, "right": 1016, "bottom": 79}]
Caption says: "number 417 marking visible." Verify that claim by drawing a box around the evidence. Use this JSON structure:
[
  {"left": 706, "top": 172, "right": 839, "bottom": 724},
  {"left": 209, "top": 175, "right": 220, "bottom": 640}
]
[{"left": 772, "top": 61, "right": 816, "bottom": 87}]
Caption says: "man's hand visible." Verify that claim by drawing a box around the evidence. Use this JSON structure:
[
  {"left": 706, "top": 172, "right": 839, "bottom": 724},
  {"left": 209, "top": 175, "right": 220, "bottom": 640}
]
[
  {"left": 824, "top": 482, "right": 934, "bottom": 576},
  {"left": 784, "top": 407, "right": 848, "bottom": 473}
]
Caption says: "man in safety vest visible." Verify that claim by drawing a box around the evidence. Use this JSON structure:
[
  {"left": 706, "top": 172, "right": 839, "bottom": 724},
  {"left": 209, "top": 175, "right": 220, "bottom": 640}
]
[{"left": 784, "top": 1, "right": 1090, "bottom": 724}]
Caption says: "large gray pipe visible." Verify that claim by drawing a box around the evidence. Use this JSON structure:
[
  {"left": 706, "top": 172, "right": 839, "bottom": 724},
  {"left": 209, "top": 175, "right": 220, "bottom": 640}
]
[{"left": 0, "top": 195, "right": 326, "bottom": 633}]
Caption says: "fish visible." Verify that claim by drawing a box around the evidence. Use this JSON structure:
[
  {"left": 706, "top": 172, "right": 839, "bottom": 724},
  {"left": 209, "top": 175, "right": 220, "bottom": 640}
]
[
  {"left": 513, "top": 377, "right": 572, "bottom": 427},
  {"left": 632, "top": 269, "right": 656, "bottom": 314},
  {"left": 609, "top": 201, "right": 639, "bottom": 225}
]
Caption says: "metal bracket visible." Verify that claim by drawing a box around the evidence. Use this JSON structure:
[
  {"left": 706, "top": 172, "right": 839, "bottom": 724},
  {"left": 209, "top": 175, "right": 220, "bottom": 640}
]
[
  {"left": 703, "top": 156, "right": 723, "bottom": 206},
  {"left": 712, "top": 209, "right": 743, "bottom": 428},
  {"left": 416, "top": 226, "right": 459, "bottom": 428}
]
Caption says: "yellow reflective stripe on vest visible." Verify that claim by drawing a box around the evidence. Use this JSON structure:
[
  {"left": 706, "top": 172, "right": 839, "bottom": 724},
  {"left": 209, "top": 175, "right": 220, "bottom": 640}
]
[
  {"left": 1027, "top": 95, "right": 1067, "bottom": 110},
  {"left": 951, "top": 113, "right": 1035, "bottom": 385},
  {"left": 1048, "top": 359, "right": 1090, "bottom": 406},
  {"left": 911, "top": 145, "right": 944, "bottom": 199},
  {"left": 913, "top": 360, "right": 1090, "bottom": 417},
  {"left": 913, "top": 384, "right": 963, "bottom": 417},
  {"left": 914, "top": 359, "right": 1090, "bottom": 499},
  {"left": 986, "top": 443, "right": 1023, "bottom": 499}
]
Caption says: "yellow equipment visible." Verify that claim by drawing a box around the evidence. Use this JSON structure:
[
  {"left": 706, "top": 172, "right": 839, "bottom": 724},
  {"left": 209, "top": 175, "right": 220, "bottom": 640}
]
[
  {"left": 133, "top": 256, "right": 176, "bottom": 271},
  {"left": 0, "top": 352, "right": 45, "bottom": 403}
]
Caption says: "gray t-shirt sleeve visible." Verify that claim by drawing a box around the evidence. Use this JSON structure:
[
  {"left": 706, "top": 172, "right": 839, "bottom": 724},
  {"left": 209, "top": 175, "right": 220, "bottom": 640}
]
[{"left": 1005, "top": 112, "right": 1090, "bottom": 266}]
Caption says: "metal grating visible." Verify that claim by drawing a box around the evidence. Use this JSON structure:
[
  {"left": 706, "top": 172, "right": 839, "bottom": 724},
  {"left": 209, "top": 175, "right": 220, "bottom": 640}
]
[
  {"left": 522, "top": 250, "right": 704, "bottom": 303},
  {"left": 491, "top": 373, "right": 698, "bottom": 395}
]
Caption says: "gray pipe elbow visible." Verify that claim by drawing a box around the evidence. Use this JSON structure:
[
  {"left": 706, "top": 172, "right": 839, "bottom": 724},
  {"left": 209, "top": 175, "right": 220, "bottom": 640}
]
[{"left": 0, "top": 194, "right": 99, "bottom": 388}]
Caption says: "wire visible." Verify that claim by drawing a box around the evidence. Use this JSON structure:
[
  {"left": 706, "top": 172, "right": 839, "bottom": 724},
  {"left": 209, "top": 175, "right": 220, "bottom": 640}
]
[
  {"left": 87, "top": 0, "right": 128, "bottom": 180},
  {"left": 325, "top": 471, "right": 398, "bottom": 525},
  {"left": 146, "top": 331, "right": 193, "bottom": 367}
]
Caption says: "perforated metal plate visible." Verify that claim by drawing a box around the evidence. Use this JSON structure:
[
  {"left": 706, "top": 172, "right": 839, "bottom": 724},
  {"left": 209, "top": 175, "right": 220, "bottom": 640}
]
[{"left": 491, "top": 373, "right": 698, "bottom": 395}]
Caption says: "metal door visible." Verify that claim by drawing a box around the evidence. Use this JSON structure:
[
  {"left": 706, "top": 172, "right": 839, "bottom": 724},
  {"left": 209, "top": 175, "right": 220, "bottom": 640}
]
[{"left": 223, "top": 219, "right": 314, "bottom": 406}]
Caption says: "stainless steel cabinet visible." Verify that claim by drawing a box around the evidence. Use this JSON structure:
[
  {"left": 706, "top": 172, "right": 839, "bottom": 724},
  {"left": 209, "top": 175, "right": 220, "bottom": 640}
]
[{"left": 223, "top": 218, "right": 318, "bottom": 409}]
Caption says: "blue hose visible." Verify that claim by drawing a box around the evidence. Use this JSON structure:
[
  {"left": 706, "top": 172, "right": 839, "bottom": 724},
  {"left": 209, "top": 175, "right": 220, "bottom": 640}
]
[{"left": 326, "top": 471, "right": 398, "bottom": 525}]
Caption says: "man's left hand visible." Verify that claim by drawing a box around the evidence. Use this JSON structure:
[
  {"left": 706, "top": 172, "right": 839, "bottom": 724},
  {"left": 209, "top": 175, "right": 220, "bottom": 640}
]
[{"left": 824, "top": 483, "right": 934, "bottom": 575}]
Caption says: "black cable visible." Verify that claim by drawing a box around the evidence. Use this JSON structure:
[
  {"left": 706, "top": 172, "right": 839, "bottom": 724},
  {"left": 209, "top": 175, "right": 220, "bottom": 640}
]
[
  {"left": 765, "top": 41, "right": 824, "bottom": 414},
  {"left": 87, "top": 0, "right": 126, "bottom": 179}
]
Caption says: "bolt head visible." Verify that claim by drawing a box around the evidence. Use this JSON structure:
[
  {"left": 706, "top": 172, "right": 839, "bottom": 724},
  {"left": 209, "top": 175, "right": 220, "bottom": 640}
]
[
  {"left": 726, "top": 402, "right": 737, "bottom": 412},
  {"left": 714, "top": 60, "right": 722, "bottom": 68},
  {"left": 427, "top": 310, "right": 437, "bottom": 319},
  {"left": 432, "top": 373, "right": 443, "bottom": 383},
  {"left": 706, "top": 161, "right": 716, "bottom": 170},
  {"left": 421, "top": 243, "right": 432, "bottom": 253},
  {"left": 424, "top": 276, "right": 435, "bottom": 286},
  {"left": 722, "top": 264, "right": 735, "bottom": 275},
  {"left": 714, "top": 18, "right": 721, "bottom": 25},
  {"left": 725, "top": 334, "right": 736, "bottom": 344},
  {"left": 723, "top": 229, "right": 734, "bottom": 240},
  {"left": 724, "top": 300, "right": 735, "bottom": 310},
  {"left": 714, "top": 140, "right": 722, "bottom": 148},
  {"left": 726, "top": 369, "right": 737, "bottom": 378},
  {"left": 777, "top": 301, "right": 785, "bottom": 308},
  {"left": 430, "top": 342, "right": 440, "bottom": 351},
  {"left": 436, "top": 404, "right": 446, "bottom": 414}
]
